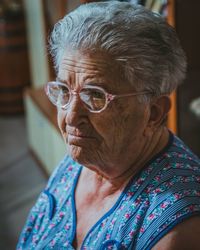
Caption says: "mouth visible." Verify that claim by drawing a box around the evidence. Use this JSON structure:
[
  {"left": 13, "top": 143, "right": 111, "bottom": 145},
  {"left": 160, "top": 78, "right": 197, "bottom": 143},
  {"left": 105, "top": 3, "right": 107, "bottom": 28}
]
[
  {"left": 68, "top": 133, "right": 91, "bottom": 138},
  {"left": 67, "top": 132, "right": 96, "bottom": 146},
  {"left": 64, "top": 126, "right": 97, "bottom": 146},
  {"left": 66, "top": 126, "right": 94, "bottom": 138}
]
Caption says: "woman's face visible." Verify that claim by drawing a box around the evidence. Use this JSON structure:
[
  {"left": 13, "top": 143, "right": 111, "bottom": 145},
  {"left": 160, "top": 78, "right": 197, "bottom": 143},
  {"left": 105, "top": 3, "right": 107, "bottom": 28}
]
[{"left": 57, "top": 50, "right": 150, "bottom": 177}]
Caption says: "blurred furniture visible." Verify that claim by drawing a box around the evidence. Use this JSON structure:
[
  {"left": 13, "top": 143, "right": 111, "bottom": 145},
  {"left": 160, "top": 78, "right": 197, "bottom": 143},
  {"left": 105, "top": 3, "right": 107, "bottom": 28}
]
[
  {"left": 190, "top": 97, "right": 200, "bottom": 120},
  {"left": 0, "top": 0, "right": 30, "bottom": 115}
]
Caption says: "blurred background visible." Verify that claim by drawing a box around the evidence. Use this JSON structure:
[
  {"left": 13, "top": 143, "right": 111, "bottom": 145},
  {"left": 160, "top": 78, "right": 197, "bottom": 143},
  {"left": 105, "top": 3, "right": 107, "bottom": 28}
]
[{"left": 0, "top": 0, "right": 199, "bottom": 249}]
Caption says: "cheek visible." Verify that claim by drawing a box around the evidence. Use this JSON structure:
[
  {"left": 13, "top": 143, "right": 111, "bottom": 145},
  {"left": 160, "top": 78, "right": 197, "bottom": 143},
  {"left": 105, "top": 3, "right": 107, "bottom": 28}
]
[
  {"left": 90, "top": 109, "right": 126, "bottom": 148},
  {"left": 111, "top": 105, "right": 148, "bottom": 145}
]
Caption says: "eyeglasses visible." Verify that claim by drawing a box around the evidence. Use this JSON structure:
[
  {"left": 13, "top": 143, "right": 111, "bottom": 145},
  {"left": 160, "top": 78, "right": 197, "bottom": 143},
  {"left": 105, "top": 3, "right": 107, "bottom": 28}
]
[{"left": 45, "top": 81, "right": 153, "bottom": 113}]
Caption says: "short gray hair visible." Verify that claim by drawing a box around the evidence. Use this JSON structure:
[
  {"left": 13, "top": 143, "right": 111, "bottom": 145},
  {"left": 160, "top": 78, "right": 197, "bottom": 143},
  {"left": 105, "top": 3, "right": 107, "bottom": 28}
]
[{"left": 49, "top": 1, "right": 187, "bottom": 97}]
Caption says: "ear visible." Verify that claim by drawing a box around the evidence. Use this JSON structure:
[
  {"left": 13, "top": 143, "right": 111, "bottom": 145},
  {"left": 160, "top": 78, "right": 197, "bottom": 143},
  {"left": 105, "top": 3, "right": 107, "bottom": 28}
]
[{"left": 144, "top": 96, "right": 171, "bottom": 136}]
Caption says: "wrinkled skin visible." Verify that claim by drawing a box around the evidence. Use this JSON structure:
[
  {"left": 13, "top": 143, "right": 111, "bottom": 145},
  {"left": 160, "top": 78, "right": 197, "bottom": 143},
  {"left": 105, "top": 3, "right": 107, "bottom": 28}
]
[
  {"left": 55, "top": 50, "right": 200, "bottom": 250},
  {"left": 56, "top": 50, "right": 171, "bottom": 248},
  {"left": 57, "top": 50, "right": 155, "bottom": 179}
]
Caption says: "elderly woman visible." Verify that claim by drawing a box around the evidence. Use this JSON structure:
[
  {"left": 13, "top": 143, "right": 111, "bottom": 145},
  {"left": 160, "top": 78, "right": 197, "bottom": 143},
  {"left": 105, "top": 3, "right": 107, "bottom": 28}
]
[{"left": 17, "top": 1, "right": 200, "bottom": 250}]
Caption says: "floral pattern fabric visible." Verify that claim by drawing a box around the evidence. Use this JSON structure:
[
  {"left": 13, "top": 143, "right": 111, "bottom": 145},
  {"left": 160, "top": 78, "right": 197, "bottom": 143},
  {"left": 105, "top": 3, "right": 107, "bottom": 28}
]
[{"left": 17, "top": 133, "right": 200, "bottom": 250}]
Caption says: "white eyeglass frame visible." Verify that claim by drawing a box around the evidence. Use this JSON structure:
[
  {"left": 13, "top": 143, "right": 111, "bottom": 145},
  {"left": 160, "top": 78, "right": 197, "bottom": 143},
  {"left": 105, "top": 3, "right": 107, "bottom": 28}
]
[{"left": 45, "top": 81, "right": 153, "bottom": 113}]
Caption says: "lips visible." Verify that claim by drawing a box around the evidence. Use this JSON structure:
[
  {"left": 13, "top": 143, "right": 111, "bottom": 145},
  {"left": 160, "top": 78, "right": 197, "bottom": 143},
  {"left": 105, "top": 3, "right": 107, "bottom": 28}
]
[
  {"left": 66, "top": 127, "right": 95, "bottom": 146},
  {"left": 66, "top": 127, "right": 93, "bottom": 138},
  {"left": 68, "top": 132, "right": 90, "bottom": 138},
  {"left": 67, "top": 131, "right": 94, "bottom": 139},
  {"left": 67, "top": 134, "right": 95, "bottom": 147}
]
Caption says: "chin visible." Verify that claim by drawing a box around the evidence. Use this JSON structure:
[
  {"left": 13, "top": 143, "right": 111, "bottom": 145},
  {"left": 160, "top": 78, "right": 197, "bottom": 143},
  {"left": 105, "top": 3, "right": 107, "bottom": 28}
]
[
  {"left": 68, "top": 144, "right": 102, "bottom": 170},
  {"left": 69, "top": 145, "right": 89, "bottom": 165}
]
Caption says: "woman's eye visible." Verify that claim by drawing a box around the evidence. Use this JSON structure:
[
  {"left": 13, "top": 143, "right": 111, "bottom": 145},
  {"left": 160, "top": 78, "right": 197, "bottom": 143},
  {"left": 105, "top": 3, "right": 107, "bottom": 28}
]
[
  {"left": 59, "top": 86, "right": 68, "bottom": 94},
  {"left": 90, "top": 90, "right": 105, "bottom": 100}
]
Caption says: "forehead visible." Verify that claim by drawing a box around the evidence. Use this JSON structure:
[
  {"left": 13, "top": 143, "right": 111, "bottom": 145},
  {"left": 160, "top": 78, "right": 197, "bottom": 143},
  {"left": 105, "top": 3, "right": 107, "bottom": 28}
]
[
  {"left": 57, "top": 50, "right": 128, "bottom": 91},
  {"left": 59, "top": 51, "right": 112, "bottom": 74}
]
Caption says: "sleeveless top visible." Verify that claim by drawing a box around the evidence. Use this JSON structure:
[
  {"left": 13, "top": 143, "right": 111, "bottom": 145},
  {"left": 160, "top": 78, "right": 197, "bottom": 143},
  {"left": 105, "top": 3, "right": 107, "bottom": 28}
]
[{"left": 17, "top": 133, "right": 200, "bottom": 250}]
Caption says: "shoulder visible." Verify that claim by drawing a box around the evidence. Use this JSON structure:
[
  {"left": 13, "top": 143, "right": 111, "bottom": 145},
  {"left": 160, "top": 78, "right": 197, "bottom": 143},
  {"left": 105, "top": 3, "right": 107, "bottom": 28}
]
[
  {"left": 17, "top": 155, "right": 81, "bottom": 249},
  {"left": 148, "top": 133, "right": 200, "bottom": 201},
  {"left": 152, "top": 216, "right": 200, "bottom": 250},
  {"left": 170, "top": 134, "right": 200, "bottom": 164},
  {"left": 145, "top": 132, "right": 200, "bottom": 181},
  {"left": 137, "top": 133, "right": 200, "bottom": 249}
]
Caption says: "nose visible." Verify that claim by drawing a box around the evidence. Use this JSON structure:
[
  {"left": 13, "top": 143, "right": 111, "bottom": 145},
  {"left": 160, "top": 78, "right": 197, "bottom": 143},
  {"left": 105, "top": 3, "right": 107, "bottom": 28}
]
[{"left": 65, "top": 94, "right": 88, "bottom": 126}]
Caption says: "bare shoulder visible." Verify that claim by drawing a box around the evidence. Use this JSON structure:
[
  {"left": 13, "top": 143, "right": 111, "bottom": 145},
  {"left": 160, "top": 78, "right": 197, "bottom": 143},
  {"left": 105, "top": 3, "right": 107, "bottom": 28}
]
[{"left": 152, "top": 216, "right": 200, "bottom": 250}]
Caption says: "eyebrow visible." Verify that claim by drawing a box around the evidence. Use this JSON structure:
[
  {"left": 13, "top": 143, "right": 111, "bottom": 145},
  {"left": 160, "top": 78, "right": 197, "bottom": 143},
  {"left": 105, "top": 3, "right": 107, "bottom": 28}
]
[{"left": 56, "top": 76, "right": 108, "bottom": 88}]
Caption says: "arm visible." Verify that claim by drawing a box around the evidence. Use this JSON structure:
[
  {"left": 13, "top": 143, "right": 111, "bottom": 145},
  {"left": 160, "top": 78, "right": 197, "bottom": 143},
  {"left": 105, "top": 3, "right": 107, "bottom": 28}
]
[{"left": 152, "top": 216, "right": 200, "bottom": 250}]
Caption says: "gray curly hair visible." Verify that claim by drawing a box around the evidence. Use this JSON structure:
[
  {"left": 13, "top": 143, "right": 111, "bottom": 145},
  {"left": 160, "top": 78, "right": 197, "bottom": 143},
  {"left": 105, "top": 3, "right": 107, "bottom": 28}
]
[{"left": 49, "top": 1, "right": 187, "bottom": 98}]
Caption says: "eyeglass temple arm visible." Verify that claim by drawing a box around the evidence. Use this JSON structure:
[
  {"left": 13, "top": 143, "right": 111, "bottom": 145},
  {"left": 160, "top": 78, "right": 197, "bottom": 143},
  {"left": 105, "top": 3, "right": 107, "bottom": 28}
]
[{"left": 107, "top": 91, "right": 153, "bottom": 101}]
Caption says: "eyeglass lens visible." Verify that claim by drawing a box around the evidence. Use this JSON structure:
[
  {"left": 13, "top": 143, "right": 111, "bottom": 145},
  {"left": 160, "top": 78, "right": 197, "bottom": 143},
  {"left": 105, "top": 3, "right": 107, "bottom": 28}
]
[
  {"left": 48, "top": 83, "right": 107, "bottom": 111},
  {"left": 49, "top": 84, "right": 70, "bottom": 107},
  {"left": 80, "top": 88, "right": 106, "bottom": 111}
]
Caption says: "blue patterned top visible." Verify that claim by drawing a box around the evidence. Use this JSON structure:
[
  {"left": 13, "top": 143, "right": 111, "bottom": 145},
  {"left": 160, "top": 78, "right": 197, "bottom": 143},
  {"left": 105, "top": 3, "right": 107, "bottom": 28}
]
[{"left": 17, "top": 133, "right": 200, "bottom": 250}]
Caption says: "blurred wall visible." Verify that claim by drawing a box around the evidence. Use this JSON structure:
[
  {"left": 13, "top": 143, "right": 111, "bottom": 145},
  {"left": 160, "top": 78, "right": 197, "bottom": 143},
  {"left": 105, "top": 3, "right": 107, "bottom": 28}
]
[{"left": 23, "top": 0, "right": 49, "bottom": 88}]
